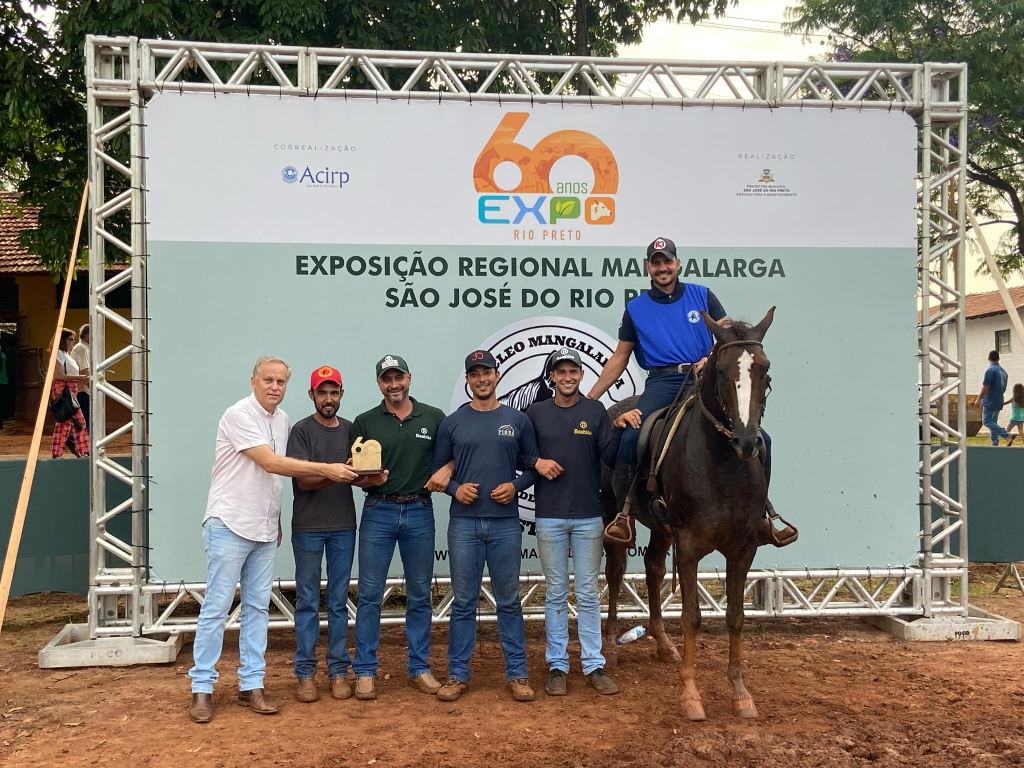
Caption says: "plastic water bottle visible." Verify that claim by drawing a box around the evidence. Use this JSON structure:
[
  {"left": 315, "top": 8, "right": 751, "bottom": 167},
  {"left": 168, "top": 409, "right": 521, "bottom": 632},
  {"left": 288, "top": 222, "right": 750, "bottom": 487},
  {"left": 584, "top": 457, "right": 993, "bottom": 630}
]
[{"left": 616, "top": 625, "right": 646, "bottom": 645}]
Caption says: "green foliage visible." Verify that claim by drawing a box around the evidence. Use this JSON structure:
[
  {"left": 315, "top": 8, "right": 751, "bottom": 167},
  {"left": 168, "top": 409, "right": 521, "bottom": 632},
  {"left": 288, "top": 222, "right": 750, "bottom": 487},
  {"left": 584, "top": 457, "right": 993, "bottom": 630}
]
[
  {"left": 785, "top": 0, "right": 1024, "bottom": 278},
  {"left": 1, "top": 0, "right": 728, "bottom": 276}
]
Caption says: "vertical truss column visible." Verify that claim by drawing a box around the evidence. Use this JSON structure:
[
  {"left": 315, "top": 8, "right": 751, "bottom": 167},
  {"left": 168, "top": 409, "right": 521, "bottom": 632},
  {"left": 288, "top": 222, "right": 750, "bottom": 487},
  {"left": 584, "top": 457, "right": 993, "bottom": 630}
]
[
  {"left": 86, "top": 36, "right": 148, "bottom": 637},
  {"left": 917, "top": 63, "right": 969, "bottom": 617}
]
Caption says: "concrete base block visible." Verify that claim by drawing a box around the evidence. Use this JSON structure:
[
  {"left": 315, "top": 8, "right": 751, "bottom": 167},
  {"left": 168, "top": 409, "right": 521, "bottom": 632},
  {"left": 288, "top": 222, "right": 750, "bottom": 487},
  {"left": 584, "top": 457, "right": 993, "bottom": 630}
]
[
  {"left": 865, "top": 606, "right": 1020, "bottom": 642},
  {"left": 38, "top": 624, "right": 184, "bottom": 668}
]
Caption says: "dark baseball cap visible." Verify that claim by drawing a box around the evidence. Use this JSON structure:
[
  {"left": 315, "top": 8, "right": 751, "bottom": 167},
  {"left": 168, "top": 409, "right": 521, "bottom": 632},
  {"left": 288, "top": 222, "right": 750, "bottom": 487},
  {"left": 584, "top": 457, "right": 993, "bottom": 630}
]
[
  {"left": 375, "top": 354, "right": 410, "bottom": 378},
  {"left": 646, "top": 237, "right": 677, "bottom": 260},
  {"left": 547, "top": 347, "right": 582, "bottom": 372},
  {"left": 464, "top": 349, "right": 498, "bottom": 372}
]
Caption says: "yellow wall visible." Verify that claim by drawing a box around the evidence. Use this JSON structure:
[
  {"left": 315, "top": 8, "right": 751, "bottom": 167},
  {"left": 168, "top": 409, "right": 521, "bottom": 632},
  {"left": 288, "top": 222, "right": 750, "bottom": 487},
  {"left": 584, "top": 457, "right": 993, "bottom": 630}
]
[{"left": 15, "top": 274, "right": 133, "bottom": 382}]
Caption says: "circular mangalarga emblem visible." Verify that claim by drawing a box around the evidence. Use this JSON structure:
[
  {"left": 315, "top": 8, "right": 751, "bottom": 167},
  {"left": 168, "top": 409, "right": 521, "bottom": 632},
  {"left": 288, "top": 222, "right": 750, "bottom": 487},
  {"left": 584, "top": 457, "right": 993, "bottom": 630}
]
[
  {"left": 318, "top": 366, "right": 334, "bottom": 377},
  {"left": 450, "top": 316, "right": 645, "bottom": 518},
  {"left": 580, "top": 421, "right": 587, "bottom": 429},
  {"left": 687, "top": 310, "right": 701, "bottom": 324}
]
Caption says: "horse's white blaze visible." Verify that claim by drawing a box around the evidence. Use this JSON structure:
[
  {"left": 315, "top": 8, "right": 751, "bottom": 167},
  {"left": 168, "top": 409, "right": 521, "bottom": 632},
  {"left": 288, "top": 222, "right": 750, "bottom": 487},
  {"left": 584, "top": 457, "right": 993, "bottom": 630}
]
[{"left": 735, "top": 350, "right": 754, "bottom": 427}]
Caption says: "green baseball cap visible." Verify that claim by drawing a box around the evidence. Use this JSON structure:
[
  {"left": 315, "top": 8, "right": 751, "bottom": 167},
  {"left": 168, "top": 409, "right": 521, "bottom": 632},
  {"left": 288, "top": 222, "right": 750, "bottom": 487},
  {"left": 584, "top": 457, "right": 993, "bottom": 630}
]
[
  {"left": 375, "top": 354, "right": 410, "bottom": 378},
  {"left": 547, "top": 347, "right": 583, "bottom": 372}
]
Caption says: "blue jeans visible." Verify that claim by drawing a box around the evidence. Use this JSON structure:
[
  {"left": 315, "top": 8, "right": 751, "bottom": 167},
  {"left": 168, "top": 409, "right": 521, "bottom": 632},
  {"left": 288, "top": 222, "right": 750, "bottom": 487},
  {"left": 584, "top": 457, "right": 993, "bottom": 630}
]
[
  {"left": 535, "top": 516, "right": 606, "bottom": 675},
  {"left": 292, "top": 529, "right": 355, "bottom": 679},
  {"left": 189, "top": 517, "right": 277, "bottom": 694},
  {"left": 354, "top": 499, "right": 435, "bottom": 679},
  {"left": 984, "top": 408, "right": 1010, "bottom": 445},
  {"left": 619, "top": 370, "right": 773, "bottom": 484},
  {"left": 447, "top": 516, "right": 527, "bottom": 683}
]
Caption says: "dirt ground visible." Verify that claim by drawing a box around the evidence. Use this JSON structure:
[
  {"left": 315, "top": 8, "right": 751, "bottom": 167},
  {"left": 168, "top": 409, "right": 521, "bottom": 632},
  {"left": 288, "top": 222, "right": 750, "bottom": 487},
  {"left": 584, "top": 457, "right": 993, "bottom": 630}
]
[
  {"left": 0, "top": 418, "right": 131, "bottom": 459},
  {"left": 2, "top": 564, "right": 1024, "bottom": 768}
]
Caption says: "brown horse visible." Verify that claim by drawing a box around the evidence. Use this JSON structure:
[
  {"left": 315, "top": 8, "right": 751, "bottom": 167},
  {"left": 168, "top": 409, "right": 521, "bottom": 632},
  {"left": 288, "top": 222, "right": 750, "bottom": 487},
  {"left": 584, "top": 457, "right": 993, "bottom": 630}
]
[{"left": 602, "top": 308, "right": 776, "bottom": 721}]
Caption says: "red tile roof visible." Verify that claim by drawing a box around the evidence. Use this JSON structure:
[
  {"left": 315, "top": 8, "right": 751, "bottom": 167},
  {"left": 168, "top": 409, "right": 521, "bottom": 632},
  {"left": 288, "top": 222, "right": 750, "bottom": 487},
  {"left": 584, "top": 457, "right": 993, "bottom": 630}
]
[
  {"left": 0, "top": 192, "right": 46, "bottom": 274},
  {"left": 964, "top": 286, "right": 1024, "bottom": 320}
]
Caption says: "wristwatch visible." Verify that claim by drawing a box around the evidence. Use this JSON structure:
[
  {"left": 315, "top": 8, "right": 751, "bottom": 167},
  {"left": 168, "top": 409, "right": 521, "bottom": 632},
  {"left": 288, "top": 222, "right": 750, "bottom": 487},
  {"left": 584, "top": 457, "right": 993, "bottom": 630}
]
[{"left": 526, "top": 456, "right": 539, "bottom": 470}]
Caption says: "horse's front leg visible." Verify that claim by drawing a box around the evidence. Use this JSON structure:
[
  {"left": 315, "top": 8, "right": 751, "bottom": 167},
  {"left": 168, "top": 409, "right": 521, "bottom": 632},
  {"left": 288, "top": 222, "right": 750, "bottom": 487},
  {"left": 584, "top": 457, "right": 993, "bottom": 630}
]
[
  {"left": 675, "top": 538, "right": 705, "bottom": 721},
  {"left": 602, "top": 541, "right": 627, "bottom": 668},
  {"left": 726, "top": 544, "right": 759, "bottom": 718},
  {"left": 645, "top": 526, "right": 681, "bottom": 664}
]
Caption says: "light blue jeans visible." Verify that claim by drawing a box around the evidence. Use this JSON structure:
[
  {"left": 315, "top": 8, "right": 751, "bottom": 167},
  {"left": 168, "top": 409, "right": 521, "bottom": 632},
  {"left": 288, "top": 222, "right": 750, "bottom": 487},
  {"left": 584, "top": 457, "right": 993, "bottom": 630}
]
[
  {"left": 535, "top": 516, "right": 606, "bottom": 675},
  {"left": 189, "top": 517, "right": 278, "bottom": 694},
  {"left": 984, "top": 408, "right": 1010, "bottom": 445}
]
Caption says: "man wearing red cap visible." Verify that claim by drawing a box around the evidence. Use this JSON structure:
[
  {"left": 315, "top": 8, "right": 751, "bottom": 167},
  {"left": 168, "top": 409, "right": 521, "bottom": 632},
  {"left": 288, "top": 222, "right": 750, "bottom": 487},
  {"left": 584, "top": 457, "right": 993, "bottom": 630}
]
[{"left": 287, "top": 366, "right": 387, "bottom": 704}]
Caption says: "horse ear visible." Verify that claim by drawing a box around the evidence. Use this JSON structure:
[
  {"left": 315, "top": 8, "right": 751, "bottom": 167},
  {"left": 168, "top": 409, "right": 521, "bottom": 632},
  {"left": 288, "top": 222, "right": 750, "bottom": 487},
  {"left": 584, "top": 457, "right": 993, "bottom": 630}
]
[
  {"left": 701, "top": 311, "right": 729, "bottom": 343},
  {"left": 753, "top": 306, "right": 776, "bottom": 339}
]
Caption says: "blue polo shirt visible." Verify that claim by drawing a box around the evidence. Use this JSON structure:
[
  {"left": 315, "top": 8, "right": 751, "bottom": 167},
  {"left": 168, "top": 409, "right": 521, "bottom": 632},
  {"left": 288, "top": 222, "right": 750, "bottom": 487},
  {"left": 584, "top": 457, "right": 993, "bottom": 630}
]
[{"left": 619, "top": 281, "right": 727, "bottom": 369}]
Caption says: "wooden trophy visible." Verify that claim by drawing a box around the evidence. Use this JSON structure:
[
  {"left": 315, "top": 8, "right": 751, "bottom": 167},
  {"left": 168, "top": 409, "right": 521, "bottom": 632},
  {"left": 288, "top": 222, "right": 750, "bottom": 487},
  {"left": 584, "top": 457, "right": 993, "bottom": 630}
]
[{"left": 351, "top": 436, "right": 385, "bottom": 477}]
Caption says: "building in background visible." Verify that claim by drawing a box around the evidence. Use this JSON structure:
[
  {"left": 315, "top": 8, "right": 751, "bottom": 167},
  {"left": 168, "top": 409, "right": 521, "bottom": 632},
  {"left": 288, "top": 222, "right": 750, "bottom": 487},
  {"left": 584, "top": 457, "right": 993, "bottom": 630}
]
[{"left": 0, "top": 192, "right": 132, "bottom": 424}]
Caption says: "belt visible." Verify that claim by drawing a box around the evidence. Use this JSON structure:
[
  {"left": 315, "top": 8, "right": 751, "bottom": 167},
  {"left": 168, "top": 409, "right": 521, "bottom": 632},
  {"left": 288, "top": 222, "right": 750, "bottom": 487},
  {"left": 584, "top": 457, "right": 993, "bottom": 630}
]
[
  {"left": 366, "top": 492, "right": 430, "bottom": 504},
  {"left": 647, "top": 363, "right": 693, "bottom": 374}
]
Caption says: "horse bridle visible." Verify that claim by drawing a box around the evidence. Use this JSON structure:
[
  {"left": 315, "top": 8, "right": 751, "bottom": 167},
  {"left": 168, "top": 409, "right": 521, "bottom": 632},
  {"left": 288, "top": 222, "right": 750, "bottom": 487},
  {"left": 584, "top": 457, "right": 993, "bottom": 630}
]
[{"left": 697, "top": 339, "right": 769, "bottom": 439}]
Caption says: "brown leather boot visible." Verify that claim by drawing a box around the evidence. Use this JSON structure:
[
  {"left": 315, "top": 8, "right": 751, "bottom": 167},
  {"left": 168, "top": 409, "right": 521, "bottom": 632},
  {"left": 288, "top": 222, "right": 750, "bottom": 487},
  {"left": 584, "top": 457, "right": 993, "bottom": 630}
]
[
  {"left": 331, "top": 676, "right": 353, "bottom": 700},
  {"left": 507, "top": 678, "right": 535, "bottom": 702},
  {"left": 295, "top": 678, "right": 319, "bottom": 703},
  {"left": 237, "top": 688, "right": 279, "bottom": 714},
  {"left": 188, "top": 692, "right": 213, "bottom": 723}
]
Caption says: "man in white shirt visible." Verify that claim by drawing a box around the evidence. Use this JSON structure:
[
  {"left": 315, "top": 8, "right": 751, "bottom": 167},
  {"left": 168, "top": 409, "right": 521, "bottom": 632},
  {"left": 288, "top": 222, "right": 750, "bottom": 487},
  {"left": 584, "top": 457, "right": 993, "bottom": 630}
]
[
  {"left": 188, "top": 356, "right": 359, "bottom": 724},
  {"left": 70, "top": 325, "right": 90, "bottom": 431}
]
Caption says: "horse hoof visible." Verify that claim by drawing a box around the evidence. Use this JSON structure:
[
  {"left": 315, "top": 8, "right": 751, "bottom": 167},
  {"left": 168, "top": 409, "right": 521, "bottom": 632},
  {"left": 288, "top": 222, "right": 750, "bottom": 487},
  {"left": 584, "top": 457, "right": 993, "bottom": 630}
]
[
  {"left": 680, "top": 696, "right": 706, "bottom": 721},
  {"left": 732, "top": 697, "right": 759, "bottom": 719},
  {"left": 657, "top": 645, "right": 682, "bottom": 664}
]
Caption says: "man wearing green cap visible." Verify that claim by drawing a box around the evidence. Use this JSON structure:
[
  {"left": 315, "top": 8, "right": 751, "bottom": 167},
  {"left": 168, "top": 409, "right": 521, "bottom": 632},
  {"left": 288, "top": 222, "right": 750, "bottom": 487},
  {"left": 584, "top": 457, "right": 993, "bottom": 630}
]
[
  {"left": 350, "top": 355, "right": 449, "bottom": 700},
  {"left": 524, "top": 347, "right": 635, "bottom": 697}
]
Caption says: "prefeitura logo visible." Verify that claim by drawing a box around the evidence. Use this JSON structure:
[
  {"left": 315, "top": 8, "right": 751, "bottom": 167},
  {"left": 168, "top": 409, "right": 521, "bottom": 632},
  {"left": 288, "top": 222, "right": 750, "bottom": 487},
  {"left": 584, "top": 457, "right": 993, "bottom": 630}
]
[{"left": 450, "top": 316, "right": 644, "bottom": 518}]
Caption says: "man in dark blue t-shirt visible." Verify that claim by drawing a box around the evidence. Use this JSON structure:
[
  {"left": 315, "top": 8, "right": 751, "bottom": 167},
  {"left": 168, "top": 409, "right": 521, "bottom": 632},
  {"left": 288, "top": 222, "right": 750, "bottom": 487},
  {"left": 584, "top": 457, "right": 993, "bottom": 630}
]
[
  {"left": 588, "top": 237, "right": 784, "bottom": 544},
  {"left": 979, "top": 350, "right": 1011, "bottom": 446},
  {"left": 523, "top": 347, "right": 635, "bottom": 697},
  {"left": 429, "top": 350, "right": 540, "bottom": 703}
]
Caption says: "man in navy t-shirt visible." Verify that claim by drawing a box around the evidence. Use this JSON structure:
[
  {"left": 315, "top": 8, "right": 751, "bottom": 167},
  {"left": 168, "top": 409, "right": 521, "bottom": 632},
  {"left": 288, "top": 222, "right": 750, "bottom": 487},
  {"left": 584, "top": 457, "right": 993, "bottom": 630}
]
[
  {"left": 588, "top": 237, "right": 785, "bottom": 544},
  {"left": 523, "top": 347, "right": 635, "bottom": 697},
  {"left": 979, "top": 350, "right": 1011, "bottom": 446},
  {"left": 430, "top": 350, "right": 540, "bottom": 703}
]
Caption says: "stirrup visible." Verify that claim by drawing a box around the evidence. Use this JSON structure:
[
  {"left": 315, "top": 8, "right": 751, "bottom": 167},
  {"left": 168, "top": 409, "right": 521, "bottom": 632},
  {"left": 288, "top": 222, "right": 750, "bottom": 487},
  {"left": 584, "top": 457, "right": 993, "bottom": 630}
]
[
  {"left": 604, "top": 511, "right": 635, "bottom": 548},
  {"left": 766, "top": 505, "right": 798, "bottom": 548}
]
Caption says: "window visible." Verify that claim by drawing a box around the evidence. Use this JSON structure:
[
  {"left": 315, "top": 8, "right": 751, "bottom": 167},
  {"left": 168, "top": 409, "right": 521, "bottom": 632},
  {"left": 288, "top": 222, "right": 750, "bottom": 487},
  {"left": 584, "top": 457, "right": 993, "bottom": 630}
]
[{"left": 996, "top": 329, "right": 1011, "bottom": 355}]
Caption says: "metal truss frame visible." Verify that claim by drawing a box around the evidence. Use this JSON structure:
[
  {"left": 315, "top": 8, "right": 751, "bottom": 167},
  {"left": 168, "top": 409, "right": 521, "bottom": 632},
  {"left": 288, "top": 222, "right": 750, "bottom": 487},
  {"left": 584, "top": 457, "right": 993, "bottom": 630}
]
[{"left": 83, "top": 36, "right": 967, "bottom": 639}]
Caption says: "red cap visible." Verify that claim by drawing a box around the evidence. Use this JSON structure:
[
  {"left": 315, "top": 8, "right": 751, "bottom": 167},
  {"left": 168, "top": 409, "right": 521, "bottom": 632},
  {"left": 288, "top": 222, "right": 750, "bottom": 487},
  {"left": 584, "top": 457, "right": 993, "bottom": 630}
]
[{"left": 310, "top": 365, "right": 343, "bottom": 390}]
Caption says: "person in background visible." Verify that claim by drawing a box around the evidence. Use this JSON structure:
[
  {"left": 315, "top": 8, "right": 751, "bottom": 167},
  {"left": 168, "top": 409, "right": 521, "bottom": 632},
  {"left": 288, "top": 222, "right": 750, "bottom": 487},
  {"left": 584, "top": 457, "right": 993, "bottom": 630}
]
[
  {"left": 288, "top": 365, "right": 387, "bottom": 704},
  {"left": 71, "top": 324, "right": 91, "bottom": 432},
  {"left": 188, "top": 356, "right": 359, "bottom": 725},
  {"left": 979, "top": 350, "right": 1010, "bottom": 446},
  {"left": 48, "top": 328, "right": 89, "bottom": 459},
  {"left": 1005, "top": 382, "right": 1024, "bottom": 447}
]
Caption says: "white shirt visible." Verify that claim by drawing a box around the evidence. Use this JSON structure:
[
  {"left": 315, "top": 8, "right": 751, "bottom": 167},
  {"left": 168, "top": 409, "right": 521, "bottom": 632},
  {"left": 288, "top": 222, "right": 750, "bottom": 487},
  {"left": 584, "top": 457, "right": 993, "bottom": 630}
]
[
  {"left": 57, "top": 349, "right": 80, "bottom": 376},
  {"left": 204, "top": 394, "right": 290, "bottom": 542},
  {"left": 71, "top": 342, "right": 90, "bottom": 393}
]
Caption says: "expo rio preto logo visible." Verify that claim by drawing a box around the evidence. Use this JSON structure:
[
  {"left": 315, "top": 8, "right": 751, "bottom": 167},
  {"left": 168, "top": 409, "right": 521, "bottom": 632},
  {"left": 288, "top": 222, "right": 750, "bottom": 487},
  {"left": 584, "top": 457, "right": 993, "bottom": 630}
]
[{"left": 472, "top": 113, "right": 618, "bottom": 231}]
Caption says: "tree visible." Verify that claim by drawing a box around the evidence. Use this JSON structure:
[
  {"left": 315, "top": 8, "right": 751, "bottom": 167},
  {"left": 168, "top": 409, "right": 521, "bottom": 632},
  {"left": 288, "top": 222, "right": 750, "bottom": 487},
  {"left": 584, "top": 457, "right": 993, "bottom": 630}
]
[
  {"left": 2, "top": 0, "right": 729, "bottom": 277},
  {"left": 785, "top": 0, "right": 1024, "bottom": 277}
]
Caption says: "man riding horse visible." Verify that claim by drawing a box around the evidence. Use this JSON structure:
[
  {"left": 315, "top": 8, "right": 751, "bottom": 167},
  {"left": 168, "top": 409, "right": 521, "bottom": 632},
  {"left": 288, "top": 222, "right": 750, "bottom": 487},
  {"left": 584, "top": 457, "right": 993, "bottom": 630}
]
[{"left": 586, "top": 237, "right": 796, "bottom": 547}]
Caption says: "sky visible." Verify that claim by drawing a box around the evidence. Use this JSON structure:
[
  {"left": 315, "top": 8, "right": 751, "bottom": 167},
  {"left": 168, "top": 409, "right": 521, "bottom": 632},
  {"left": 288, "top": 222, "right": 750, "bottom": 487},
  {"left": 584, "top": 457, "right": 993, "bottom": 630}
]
[{"left": 617, "top": 0, "right": 1022, "bottom": 295}]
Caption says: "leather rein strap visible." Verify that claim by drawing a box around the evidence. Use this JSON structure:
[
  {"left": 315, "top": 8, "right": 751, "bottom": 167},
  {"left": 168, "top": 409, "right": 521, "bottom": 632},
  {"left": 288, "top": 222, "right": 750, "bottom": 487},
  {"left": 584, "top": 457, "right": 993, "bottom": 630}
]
[{"left": 697, "top": 339, "right": 764, "bottom": 439}]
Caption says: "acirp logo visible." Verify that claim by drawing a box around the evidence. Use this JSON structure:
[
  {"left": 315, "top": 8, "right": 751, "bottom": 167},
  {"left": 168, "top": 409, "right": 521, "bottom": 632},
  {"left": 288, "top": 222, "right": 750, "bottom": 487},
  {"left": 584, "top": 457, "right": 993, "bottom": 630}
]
[{"left": 473, "top": 113, "right": 617, "bottom": 228}]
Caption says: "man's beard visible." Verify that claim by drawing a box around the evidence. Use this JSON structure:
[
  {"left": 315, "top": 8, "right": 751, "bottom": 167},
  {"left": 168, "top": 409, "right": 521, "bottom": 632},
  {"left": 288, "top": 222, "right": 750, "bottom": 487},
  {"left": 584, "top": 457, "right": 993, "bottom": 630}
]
[{"left": 317, "top": 404, "right": 337, "bottom": 419}]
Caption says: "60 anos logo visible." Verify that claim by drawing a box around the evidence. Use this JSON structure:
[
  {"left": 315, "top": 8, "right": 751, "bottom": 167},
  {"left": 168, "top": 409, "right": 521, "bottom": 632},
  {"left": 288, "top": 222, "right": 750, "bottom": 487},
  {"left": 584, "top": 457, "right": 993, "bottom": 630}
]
[{"left": 473, "top": 113, "right": 617, "bottom": 230}]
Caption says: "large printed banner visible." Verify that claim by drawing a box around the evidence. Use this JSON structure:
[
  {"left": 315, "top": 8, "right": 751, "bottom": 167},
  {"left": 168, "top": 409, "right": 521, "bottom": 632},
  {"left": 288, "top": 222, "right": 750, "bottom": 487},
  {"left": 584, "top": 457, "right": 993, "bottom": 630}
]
[{"left": 146, "top": 92, "right": 918, "bottom": 582}]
